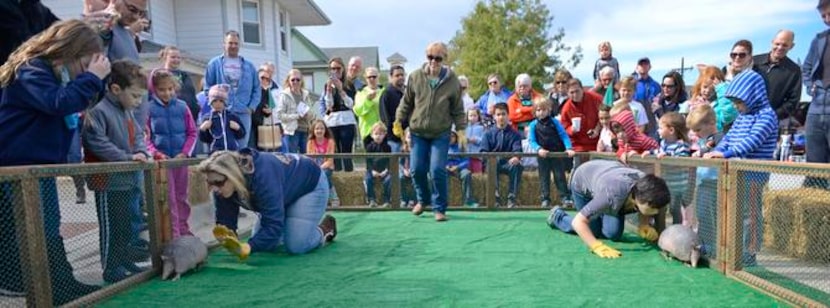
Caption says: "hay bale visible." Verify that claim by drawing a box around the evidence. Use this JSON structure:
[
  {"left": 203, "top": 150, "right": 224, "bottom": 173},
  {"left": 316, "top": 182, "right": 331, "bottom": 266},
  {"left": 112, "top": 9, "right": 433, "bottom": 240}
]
[
  {"left": 763, "top": 188, "right": 830, "bottom": 263},
  {"left": 188, "top": 167, "right": 211, "bottom": 205},
  {"left": 331, "top": 170, "right": 566, "bottom": 207}
]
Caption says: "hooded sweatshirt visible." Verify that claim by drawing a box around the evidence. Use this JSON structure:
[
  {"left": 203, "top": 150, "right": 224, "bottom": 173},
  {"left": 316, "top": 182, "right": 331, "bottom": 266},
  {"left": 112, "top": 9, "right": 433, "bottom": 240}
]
[
  {"left": 612, "top": 110, "right": 658, "bottom": 158},
  {"left": 714, "top": 70, "right": 778, "bottom": 159}
]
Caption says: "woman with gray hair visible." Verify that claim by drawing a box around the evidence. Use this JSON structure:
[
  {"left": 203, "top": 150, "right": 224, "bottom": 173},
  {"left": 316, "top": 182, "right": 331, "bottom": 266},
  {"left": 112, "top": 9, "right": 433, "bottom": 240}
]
[{"left": 198, "top": 149, "right": 337, "bottom": 260}]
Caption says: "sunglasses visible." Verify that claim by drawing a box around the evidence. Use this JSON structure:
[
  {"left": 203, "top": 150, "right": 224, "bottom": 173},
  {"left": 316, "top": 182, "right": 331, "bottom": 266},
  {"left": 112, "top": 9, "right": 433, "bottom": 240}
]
[
  {"left": 330, "top": 67, "right": 342, "bottom": 71},
  {"left": 206, "top": 176, "right": 227, "bottom": 187},
  {"left": 661, "top": 84, "right": 676, "bottom": 88},
  {"left": 427, "top": 55, "right": 444, "bottom": 62},
  {"left": 366, "top": 75, "right": 378, "bottom": 79},
  {"left": 461, "top": 86, "right": 467, "bottom": 90},
  {"left": 730, "top": 52, "right": 748, "bottom": 59},
  {"left": 488, "top": 81, "right": 499, "bottom": 85},
  {"left": 260, "top": 76, "right": 270, "bottom": 80},
  {"left": 290, "top": 78, "right": 301, "bottom": 82},
  {"left": 555, "top": 80, "right": 567, "bottom": 85}
]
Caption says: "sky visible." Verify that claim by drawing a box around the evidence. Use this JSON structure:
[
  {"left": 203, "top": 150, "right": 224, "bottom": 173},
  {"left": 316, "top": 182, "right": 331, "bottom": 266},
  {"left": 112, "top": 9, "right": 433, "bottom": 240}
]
[{"left": 298, "top": 0, "right": 824, "bottom": 98}]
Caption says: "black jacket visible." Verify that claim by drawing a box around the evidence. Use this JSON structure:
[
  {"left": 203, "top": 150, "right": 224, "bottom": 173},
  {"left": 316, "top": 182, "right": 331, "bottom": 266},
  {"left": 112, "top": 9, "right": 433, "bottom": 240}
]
[
  {"left": 0, "top": 0, "right": 59, "bottom": 64},
  {"left": 379, "top": 84, "right": 404, "bottom": 143},
  {"left": 752, "top": 53, "right": 803, "bottom": 122}
]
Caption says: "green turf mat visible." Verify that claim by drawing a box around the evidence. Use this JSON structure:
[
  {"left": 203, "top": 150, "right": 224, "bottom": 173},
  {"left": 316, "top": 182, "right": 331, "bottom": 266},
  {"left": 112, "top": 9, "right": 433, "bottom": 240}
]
[{"left": 101, "top": 211, "right": 783, "bottom": 307}]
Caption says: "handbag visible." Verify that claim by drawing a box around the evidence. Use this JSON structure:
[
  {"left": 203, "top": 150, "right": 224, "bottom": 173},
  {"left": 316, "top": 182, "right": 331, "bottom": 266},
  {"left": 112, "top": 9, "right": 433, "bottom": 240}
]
[{"left": 258, "top": 114, "right": 282, "bottom": 150}]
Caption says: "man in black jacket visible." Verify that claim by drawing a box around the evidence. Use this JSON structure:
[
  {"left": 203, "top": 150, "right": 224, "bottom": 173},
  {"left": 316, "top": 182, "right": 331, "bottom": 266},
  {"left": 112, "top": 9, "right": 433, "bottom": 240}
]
[
  {"left": 379, "top": 65, "right": 406, "bottom": 152},
  {"left": 753, "top": 30, "right": 803, "bottom": 133}
]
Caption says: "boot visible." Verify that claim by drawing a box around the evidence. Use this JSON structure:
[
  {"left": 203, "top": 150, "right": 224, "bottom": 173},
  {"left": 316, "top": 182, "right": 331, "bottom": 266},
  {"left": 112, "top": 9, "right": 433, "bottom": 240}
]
[{"left": 318, "top": 215, "right": 337, "bottom": 244}]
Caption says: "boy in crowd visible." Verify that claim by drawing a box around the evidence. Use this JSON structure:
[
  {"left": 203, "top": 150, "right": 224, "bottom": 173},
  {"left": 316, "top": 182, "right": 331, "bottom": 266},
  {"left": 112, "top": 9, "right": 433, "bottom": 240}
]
[{"left": 480, "top": 103, "right": 524, "bottom": 208}]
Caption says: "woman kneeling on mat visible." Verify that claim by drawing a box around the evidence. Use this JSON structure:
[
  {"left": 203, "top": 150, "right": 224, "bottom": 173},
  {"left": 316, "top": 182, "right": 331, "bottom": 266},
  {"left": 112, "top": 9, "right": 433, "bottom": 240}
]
[{"left": 198, "top": 148, "right": 337, "bottom": 260}]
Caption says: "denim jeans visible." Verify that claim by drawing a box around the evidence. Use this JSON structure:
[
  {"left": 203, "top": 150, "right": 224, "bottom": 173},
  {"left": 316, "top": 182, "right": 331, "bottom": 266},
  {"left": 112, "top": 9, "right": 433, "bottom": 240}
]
[
  {"left": 739, "top": 171, "right": 769, "bottom": 261},
  {"left": 449, "top": 167, "right": 475, "bottom": 203},
  {"left": 387, "top": 140, "right": 402, "bottom": 153},
  {"left": 695, "top": 176, "right": 719, "bottom": 257},
  {"left": 246, "top": 171, "right": 329, "bottom": 254},
  {"left": 549, "top": 190, "right": 624, "bottom": 240},
  {"left": 235, "top": 111, "right": 253, "bottom": 148},
  {"left": 364, "top": 171, "right": 391, "bottom": 203},
  {"left": 538, "top": 157, "right": 568, "bottom": 202},
  {"left": 410, "top": 132, "right": 450, "bottom": 213},
  {"left": 330, "top": 124, "right": 355, "bottom": 171},
  {"left": 495, "top": 161, "right": 523, "bottom": 201},
  {"left": 805, "top": 114, "right": 830, "bottom": 189},
  {"left": 287, "top": 131, "right": 308, "bottom": 154}
]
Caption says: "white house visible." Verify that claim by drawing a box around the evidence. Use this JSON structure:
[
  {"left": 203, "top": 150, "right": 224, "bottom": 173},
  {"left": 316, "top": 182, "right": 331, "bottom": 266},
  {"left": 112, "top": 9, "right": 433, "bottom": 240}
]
[{"left": 41, "top": 0, "right": 331, "bottom": 84}]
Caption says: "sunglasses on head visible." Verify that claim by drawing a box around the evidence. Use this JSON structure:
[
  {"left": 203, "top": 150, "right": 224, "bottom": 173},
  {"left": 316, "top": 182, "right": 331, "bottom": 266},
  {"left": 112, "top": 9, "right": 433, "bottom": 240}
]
[
  {"left": 730, "top": 52, "right": 748, "bottom": 59},
  {"left": 427, "top": 55, "right": 443, "bottom": 62}
]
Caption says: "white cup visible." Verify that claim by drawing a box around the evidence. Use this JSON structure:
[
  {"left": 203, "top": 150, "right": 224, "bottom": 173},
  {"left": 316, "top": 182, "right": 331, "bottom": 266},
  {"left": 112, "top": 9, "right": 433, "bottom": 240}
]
[{"left": 572, "top": 117, "right": 582, "bottom": 132}]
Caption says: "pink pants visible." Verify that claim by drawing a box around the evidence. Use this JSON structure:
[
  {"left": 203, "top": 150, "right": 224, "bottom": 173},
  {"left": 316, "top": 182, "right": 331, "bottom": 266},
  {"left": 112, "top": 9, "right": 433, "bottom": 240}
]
[
  {"left": 168, "top": 167, "right": 192, "bottom": 238},
  {"left": 469, "top": 158, "right": 484, "bottom": 173}
]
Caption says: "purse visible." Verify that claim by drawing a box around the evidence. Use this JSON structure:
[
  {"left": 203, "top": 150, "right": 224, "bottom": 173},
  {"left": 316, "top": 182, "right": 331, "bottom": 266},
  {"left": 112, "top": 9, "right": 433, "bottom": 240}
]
[{"left": 257, "top": 115, "right": 282, "bottom": 150}]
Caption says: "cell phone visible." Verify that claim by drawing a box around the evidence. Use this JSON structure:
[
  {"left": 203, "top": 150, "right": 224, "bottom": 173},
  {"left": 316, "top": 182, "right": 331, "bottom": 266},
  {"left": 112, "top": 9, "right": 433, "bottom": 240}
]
[{"left": 329, "top": 72, "right": 337, "bottom": 80}]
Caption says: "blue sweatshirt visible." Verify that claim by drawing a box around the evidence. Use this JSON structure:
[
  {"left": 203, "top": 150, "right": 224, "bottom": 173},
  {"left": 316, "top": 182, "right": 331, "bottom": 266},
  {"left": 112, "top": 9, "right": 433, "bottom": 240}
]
[
  {"left": 203, "top": 55, "right": 261, "bottom": 114},
  {"left": 447, "top": 143, "right": 469, "bottom": 170},
  {"left": 480, "top": 125, "right": 523, "bottom": 166},
  {"left": 215, "top": 149, "right": 322, "bottom": 253},
  {"left": 527, "top": 116, "right": 572, "bottom": 152},
  {"left": 714, "top": 70, "right": 778, "bottom": 159},
  {"left": 0, "top": 58, "right": 103, "bottom": 166}
]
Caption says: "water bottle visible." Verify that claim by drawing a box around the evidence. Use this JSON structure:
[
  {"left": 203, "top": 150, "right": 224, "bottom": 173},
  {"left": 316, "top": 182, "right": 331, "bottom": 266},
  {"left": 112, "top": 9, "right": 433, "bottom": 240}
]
[{"left": 779, "top": 134, "right": 791, "bottom": 162}]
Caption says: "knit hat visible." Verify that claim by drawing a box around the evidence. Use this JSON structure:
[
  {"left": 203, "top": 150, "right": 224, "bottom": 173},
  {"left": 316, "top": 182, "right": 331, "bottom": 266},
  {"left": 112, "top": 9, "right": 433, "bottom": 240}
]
[{"left": 208, "top": 84, "right": 229, "bottom": 103}]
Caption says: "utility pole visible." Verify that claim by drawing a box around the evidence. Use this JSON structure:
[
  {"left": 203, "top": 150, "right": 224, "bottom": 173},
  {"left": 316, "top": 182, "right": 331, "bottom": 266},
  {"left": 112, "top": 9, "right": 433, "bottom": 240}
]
[{"left": 672, "top": 57, "right": 693, "bottom": 78}]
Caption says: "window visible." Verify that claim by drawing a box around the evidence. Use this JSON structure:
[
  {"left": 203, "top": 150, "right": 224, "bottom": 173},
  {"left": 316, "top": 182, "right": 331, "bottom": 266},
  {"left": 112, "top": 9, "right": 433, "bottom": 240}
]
[
  {"left": 241, "top": 0, "right": 261, "bottom": 45},
  {"left": 279, "top": 10, "right": 287, "bottom": 52},
  {"left": 303, "top": 73, "right": 313, "bottom": 89}
]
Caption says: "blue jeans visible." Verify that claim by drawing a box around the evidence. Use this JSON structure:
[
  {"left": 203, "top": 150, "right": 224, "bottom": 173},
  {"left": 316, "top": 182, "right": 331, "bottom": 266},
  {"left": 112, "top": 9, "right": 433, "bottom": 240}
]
[
  {"left": 330, "top": 124, "right": 356, "bottom": 171},
  {"left": 695, "top": 175, "right": 719, "bottom": 258},
  {"left": 95, "top": 189, "right": 138, "bottom": 272},
  {"left": 246, "top": 172, "right": 329, "bottom": 254},
  {"left": 805, "top": 114, "right": 830, "bottom": 188},
  {"left": 739, "top": 171, "right": 769, "bottom": 261},
  {"left": 495, "top": 161, "right": 523, "bottom": 201},
  {"left": 364, "top": 171, "right": 391, "bottom": 203},
  {"left": 287, "top": 131, "right": 308, "bottom": 154},
  {"left": 449, "top": 167, "right": 475, "bottom": 203},
  {"left": 549, "top": 190, "right": 625, "bottom": 241},
  {"left": 387, "top": 140, "right": 402, "bottom": 153},
  {"left": 410, "top": 132, "right": 450, "bottom": 213},
  {"left": 538, "top": 157, "right": 568, "bottom": 202},
  {"left": 234, "top": 111, "right": 253, "bottom": 148}
]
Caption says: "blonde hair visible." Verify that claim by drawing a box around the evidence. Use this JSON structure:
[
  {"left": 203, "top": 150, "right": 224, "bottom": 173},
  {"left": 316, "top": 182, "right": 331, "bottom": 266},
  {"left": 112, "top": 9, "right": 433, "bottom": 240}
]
[
  {"left": 371, "top": 121, "right": 387, "bottom": 134},
  {"left": 0, "top": 19, "right": 103, "bottom": 87},
  {"left": 197, "top": 151, "right": 252, "bottom": 202},
  {"left": 598, "top": 41, "right": 612, "bottom": 52},
  {"left": 426, "top": 41, "right": 448, "bottom": 58},
  {"left": 282, "top": 68, "right": 304, "bottom": 89},
  {"left": 533, "top": 96, "right": 553, "bottom": 110},
  {"left": 609, "top": 103, "right": 631, "bottom": 117},
  {"left": 686, "top": 104, "right": 717, "bottom": 128},
  {"left": 660, "top": 112, "right": 689, "bottom": 142},
  {"left": 158, "top": 46, "right": 179, "bottom": 60},
  {"left": 618, "top": 76, "right": 636, "bottom": 91}
]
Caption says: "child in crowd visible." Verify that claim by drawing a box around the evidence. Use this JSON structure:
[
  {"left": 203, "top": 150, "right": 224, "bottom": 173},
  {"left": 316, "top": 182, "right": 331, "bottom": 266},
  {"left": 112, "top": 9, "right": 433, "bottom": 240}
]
[
  {"left": 596, "top": 106, "right": 615, "bottom": 152},
  {"left": 652, "top": 112, "right": 691, "bottom": 228},
  {"left": 363, "top": 122, "right": 392, "bottom": 208},
  {"left": 699, "top": 66, "right": 738, "bottom": 133},
  {"left": 399, "top": 128, "right": 416, "bottom": 208},
  {"left": 593, "top": 41, "right": 620, "bottom": 83},
  {"left": 521, "top": 126, "right": 538, "bottom": 171},
  {"left": 611, "top": 109, "right": 659, "bottom": 164},
  {"left": 465, "top": 108, "right": 486, "bottom": 173},
  {"left": 199, "top": 84, "right": 246, "bottom": 153},
  {"left": 447, "top": 131, "right": 478, "bottom": 208},
  {"left": 83, "top": 60, "right": 150, "bottom": 283},
  {"left": 145, "top": 69, "right": 198, "bottom": 238},
  {"left": 703, "top": 71, "right": 778, "bottom": 266},
  {"left": 307, "top": 119, "right": 339, "bottom": 207},
  {"left": 480, "top": 103, "right": 524, "bottom": 208},
  {"left": 527, "top": 97, "right": 576, "bottom": 208},
  {"left": 614, "top": 76, "right": 649, "bottom": 133},
  {"left": 686, "top": 104, "right": 723, "bottom": 256}
]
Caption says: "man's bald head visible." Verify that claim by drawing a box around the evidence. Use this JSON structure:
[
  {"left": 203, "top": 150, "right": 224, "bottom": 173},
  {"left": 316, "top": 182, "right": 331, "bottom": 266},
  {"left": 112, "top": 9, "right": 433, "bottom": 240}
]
[{"left": 770, "top": 29, "right": 795, "bottom": 62}]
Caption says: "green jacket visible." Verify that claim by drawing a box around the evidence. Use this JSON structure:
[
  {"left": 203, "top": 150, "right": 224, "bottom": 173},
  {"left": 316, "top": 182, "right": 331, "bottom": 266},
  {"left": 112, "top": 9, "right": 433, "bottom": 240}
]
[
  {"left": 354, "top": 86, "right": 385, "bottom": 138},
  {"left": 395, "top": 65, "right": 466, "bottom": 139}
]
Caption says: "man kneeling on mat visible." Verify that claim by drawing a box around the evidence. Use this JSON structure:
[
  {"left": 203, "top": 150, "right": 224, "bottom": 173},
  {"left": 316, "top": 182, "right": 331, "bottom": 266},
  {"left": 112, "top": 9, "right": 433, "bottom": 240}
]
[
  {"left": 198, "top": 149, "right": 337, "bottom": 260},
  {"left": 547, "top": 160, "right": 669, "bottom": 258}
]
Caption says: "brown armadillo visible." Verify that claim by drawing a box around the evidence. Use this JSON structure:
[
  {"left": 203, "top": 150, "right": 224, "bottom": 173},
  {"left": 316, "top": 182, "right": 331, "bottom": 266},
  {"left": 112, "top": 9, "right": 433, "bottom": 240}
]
[
  {"left": 161, "top": 235, "right": 208, "bottom": 281},
  {"left": 658, "top": 224, "right": 701, "bottom": 268}
]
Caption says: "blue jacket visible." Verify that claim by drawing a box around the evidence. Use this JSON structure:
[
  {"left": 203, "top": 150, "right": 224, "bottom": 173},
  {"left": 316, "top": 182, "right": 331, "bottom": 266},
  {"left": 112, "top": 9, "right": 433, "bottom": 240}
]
[
  {"left": 802, "top": 29, "right": 830, "bottom": 115},
  {"left": 527, "top": 116, "right": 572, "bottom": 152},
  {"left": 203, "top": 55, "right": 261, "bottom": 114},
  {"left": 475, "top": 88, "right": 512, "bottom": 117},
  {"left": 480, "top": 125, "right": 523, "bottom": 166},
  {"left": 447, "top": 143, "right": 469, "bottom": 170},
  {"left": 199, "top": 110, "right": 246, "bottom": 153},
  {"left": 215, "top": 149, "right": 321, "bottom": 253},
  {"left": 465, "top": 122, "right": 485, "bottom": 154},
  {"left": 147, "top": 96, "right": 197, "bottom": 158},
  {"left": 715, "top": 70, "right": 778, "bottom": 159},
  {"left": 0, "top": 58, "right": 103, "bottom": 166}
]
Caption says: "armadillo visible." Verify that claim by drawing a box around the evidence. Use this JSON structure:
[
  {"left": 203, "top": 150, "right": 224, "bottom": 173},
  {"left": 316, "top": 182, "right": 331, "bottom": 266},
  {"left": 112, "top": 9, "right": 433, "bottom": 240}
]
[
  {"left": 161, "top": 235, "right": 208, "bottom": 281},
  {"left": 658, "top": 224, "right": 701, "bottom": 268}
]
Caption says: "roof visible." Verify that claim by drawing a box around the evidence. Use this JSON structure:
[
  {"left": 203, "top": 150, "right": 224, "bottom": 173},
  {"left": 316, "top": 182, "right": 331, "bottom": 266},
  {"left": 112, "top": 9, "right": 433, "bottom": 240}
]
[
  {"left": 322, "top": 47, "right": 380, "bottom": 70},
  {"left": 280, "top": 0, "right": 331, "bottom": 26},
  {"left": 291, "top": 28, "right": 329, "bottom": 67},
  {"left": 140, "top": 40, "right": 209, "bottom": 67},
  {"left": 386, "top": 52, "right": 407, "bottom": 63}
]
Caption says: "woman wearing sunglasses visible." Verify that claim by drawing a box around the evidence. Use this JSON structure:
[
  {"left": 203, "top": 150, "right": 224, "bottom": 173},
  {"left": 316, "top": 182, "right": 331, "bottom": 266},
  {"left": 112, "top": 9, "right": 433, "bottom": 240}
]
[{"left": 199, "top": 149, "right": 337, "bottom": 260}]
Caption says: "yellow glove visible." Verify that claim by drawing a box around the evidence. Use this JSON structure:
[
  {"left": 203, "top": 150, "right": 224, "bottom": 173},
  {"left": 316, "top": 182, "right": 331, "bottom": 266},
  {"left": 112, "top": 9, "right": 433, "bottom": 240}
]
[
  {"left": 213, "top": 224, "right": 237, "bottom": 242},
  {"left": 213, "top": 225, "right": 250, "bottom": 260},
  {"left": 393, "top": 121, "right": 404, "bottom": 138},
  {"left": 455, "top": 130, "right": 467, "bottom": 149},
  {"left": 638, "top": 225, "right": 659, "bottom": 242},
  {"left": 590, "top": 241, "right": 622, "bottom": 258}
]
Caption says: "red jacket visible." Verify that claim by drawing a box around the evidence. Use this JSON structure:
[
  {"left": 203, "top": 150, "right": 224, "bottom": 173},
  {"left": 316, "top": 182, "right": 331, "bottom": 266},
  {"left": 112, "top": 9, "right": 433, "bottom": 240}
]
[
  {"left": 559, "top": 91, "right": 601, "bottom": 152},
  {"left": 507, "top": 90, "right": 542, "bottom": 131},
  {"left": 611, "top": 110, "right": 659, "bottom": 158}
]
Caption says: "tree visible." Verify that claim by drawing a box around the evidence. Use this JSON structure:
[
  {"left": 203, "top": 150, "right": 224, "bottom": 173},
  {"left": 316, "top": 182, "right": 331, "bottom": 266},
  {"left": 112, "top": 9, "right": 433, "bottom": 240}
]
[{"left": 448, "top": 0, "right": 582, "bottom": 98}]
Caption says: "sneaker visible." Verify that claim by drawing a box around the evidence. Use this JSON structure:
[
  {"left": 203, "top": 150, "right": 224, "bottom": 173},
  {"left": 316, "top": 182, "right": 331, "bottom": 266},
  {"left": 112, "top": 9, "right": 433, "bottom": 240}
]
[
  {"left": 547, "top": 206, "right": 564, "bottom": 229},
  {"left": 103, "top": 266, "right": 134, "bottom": 283},
  {"left": 381, "top": 202, "right": 390, "bottom": 208},
  {"left": 561, "top": 198, "right": 574, "bottom": 209},
  {"left": 368, "top": 200, "right": 378, "bottom": 208},
  {"left": 507, "top": 199, "right": 517, "bottom": 209},
  {"left": 541, "top": 200, "right": 551, "bottom": 208},
  {"left": 464, "top": 200, "right": 480, "bottom": 208},
  {"left": 434, "top": 212, "right": 448, "bottom": 222},
  {"left": 400, "top": 201, "right": 408, "bottom": 208},
  {"left": 319, "top": 215, "right": 337, "bottom": 243},
  {"left": 412, "top": 203, "right": 424, "bottom": 216}
]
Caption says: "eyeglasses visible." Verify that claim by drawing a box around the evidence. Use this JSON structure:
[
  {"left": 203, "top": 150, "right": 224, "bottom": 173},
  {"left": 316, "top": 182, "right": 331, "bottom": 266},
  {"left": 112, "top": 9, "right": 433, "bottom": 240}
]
[
  {"left": 330, "top": 67, "right": 342, "bottom": 71},
  {"left": 488, "top": 81, "right": 499, "bottom": 85},
  {"left": 555, "top": 80, "right": 567, "bottom": 85},
  {"left": 730, "top": 52, "right": 748, "bottom": 59},
  {"left": 290, "top": 78, "right": 301, "bottom": 82},
  {"left": 206, "top": 176, "right": 227, "bottom": 187},
  {"left": 661, "top": 83, "right": 676, "bottom": 88},
  {"left": 427, "top": 55, "right": 444, "bottom": 62},
  {"left": 366, "top": 75, "right": 378, "bottom": 79},
  {"left": 126, "top": 2, "right": 147, "bottom": 17}
]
